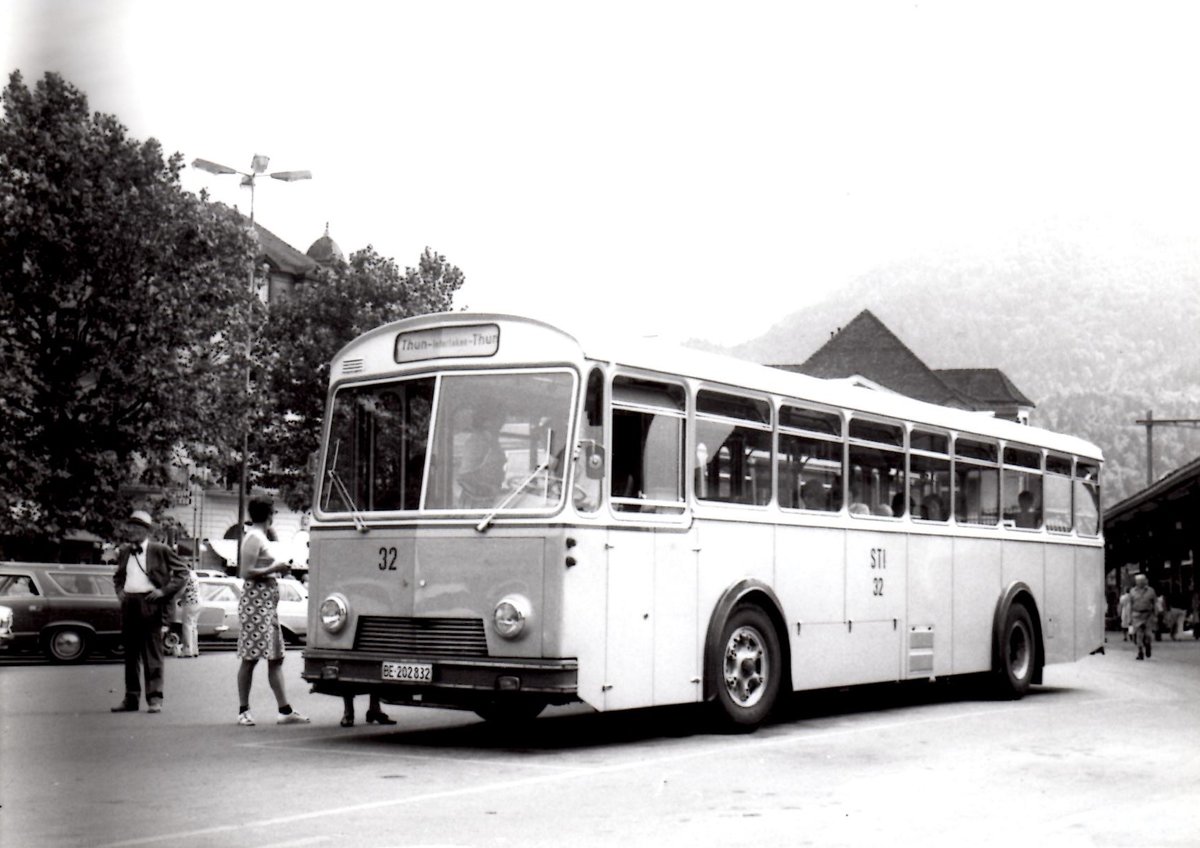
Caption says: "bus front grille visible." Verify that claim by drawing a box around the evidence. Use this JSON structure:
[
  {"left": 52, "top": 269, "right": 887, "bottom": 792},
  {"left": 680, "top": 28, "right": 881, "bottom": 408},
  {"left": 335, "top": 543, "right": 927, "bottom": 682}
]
[{"left": 354, "top": 616, "right": 489, "bottom": 657}]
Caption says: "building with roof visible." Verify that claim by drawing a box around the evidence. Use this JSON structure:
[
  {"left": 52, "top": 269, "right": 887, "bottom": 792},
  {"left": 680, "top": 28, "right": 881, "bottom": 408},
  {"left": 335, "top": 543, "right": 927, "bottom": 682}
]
[
  {"left": 254, "top": 220, "right": 345, "bottom": 304},
  {"left": 774, "top": 310, "right": 1036, "bottom": 424},
  {"left": 1104, "top": 456, "right": 1199, "bottom": 625}
]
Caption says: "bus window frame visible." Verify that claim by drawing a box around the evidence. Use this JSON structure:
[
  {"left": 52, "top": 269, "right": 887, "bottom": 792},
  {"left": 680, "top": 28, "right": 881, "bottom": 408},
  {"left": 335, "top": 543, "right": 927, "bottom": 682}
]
[
  {"left": 693, "top": 386, "right": 774, "bottom": 510},
  {"left": 1073, "top": 458, "right": 1102, "bottom": 538},
  {"left": 952, "top": 434, "right": 1001, "bottom": 528},
  {"left": 1043, "top": 452, "right": 1074, "bottom": 535},
  {"left": 1000, "top": 443, "right": 1044, "bottom": 532},
  {"left": 608, "top": 370, "right": 690, "bottom": 522},
  {"left": 909, "top": 426, "right": 952, "bottom": 524},
  {"left": 776, "top": 401, "right": 844, "bottom": 515},
  {"left": 846, "top": 413, "right": 906, "bottom": 520}
]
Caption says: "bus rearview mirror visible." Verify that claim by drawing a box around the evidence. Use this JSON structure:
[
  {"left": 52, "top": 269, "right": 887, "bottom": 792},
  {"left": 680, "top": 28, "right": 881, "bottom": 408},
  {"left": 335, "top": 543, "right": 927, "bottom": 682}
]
[{"left": 583, "top": 441, "right": 605, "bottom": 479}]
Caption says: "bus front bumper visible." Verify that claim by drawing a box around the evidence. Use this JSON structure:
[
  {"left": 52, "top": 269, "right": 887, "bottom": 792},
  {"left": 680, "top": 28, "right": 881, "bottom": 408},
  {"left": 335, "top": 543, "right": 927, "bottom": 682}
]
[{"left": 302, "top": 648, "right": 579, "bottom": 708}]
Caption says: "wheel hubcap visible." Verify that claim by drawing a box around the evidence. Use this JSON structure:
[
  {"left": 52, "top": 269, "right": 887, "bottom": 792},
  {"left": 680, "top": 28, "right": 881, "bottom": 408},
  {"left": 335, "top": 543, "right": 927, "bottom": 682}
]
[
  {"left": 723, "top": 625, "right": 767, "bottom": 707},
  {"left": 53, "top": 631, "right": 83, "bottom": 659}
]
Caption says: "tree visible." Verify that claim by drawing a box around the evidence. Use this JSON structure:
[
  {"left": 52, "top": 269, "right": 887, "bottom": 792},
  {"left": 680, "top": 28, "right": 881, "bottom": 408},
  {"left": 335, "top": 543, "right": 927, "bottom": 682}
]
[
  {"left": 0, "top": 71, "right": 258, "bottom": 540},
  {"left": 255, "top": 245, "right": 464, "bottom": 510}
]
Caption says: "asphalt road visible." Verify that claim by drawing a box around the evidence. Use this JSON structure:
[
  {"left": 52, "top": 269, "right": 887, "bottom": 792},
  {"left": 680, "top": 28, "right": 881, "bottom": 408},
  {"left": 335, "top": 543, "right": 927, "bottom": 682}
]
[{"left": 2, "top": 634, "right": 1198, "bottom": 848}]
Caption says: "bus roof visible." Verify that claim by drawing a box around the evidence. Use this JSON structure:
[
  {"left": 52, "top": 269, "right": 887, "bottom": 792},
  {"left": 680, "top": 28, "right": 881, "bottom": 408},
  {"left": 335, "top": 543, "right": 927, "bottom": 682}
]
[{"left": 335, "top": 312, "right": 1102, "bottom": 461}]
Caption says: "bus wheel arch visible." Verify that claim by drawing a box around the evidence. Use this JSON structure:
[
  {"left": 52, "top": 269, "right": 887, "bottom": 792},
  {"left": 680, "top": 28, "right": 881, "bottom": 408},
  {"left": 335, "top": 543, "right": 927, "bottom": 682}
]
[
  {"left": 992, "top": 583, "right": 1044, "bottom": 697},
  {"left": 703, "top": 580, "right": 790, "bottom": 730}
]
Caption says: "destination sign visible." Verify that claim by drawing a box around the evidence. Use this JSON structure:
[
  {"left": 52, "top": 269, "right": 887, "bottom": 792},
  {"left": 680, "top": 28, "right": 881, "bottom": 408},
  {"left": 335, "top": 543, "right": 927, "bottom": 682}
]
[{"left": 394, "top": 324, "right": 500, "bottom": 363}]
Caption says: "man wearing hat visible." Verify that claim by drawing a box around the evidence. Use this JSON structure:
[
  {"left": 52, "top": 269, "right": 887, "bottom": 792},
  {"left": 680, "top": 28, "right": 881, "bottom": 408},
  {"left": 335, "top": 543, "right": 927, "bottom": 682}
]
[{"left": 111, "top": 510, "right": 188, "bottom": 713}]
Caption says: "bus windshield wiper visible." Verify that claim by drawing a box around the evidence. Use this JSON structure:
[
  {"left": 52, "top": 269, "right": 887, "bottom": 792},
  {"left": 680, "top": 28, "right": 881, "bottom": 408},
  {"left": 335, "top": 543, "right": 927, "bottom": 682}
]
[
  {"left": 476, "top": 429, "right": 554, "bottom": 533},
  {"left": 326, "top": 441, "right": 369, "bottom": 532}
]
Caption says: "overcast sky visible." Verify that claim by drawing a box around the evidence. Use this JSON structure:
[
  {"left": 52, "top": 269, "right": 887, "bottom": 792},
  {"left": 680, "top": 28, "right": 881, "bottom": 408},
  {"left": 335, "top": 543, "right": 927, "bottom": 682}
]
[{"left": 4, "top": 1, "right": 1199, "bottom": 345}]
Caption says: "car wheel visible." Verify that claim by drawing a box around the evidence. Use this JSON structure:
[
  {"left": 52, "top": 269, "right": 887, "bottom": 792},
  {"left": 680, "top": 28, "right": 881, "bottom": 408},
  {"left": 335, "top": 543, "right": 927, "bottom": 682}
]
[
  {"left": 45, "top": 627, "right": 90, "bottom": 663},
  {"left": 163, "top": 631, "right": 181, "bottom": 652}
]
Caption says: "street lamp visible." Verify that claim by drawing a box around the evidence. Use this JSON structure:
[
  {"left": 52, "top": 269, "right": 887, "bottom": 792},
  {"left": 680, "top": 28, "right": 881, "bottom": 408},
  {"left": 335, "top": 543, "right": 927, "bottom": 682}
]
[{"left": 191, "top": 154, "right": 312, "bottom": 570}]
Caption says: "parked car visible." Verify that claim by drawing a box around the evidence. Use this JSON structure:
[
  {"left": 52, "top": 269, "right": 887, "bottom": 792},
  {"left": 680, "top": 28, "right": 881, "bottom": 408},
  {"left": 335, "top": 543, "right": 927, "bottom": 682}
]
[
  {"left": 0, "top": 604, "right": 14, "bottom": 647},
  {"left": 196, "top": 577, "right": 242, "bottom": 641},
  {"left": 189, "top": 576, "right": 308, "bottom": 645},
  {"left": 165, "top": 574, "right": 239, "bottom": 651},
  {"left": 0, "top": 562, "right": 122, "bottom": 662}
]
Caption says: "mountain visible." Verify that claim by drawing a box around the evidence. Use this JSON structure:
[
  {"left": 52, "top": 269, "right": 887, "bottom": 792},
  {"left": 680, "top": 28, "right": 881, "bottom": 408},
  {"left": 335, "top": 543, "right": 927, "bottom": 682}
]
[{"left": 707, "top": 231, "right": 1200, "bottom": 507}]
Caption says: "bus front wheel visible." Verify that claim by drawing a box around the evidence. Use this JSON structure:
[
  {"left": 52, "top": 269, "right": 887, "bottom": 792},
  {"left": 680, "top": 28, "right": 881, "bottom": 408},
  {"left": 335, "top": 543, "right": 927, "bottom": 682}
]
[
  {"left": 710, "top": 604, "right": 781, "bottom": 731},
  {"left": 474, "top": 698, "right": 546, "bottom": 725},
  {"left": 996, "top": 603, "right": 1036, "bottom": 699}
]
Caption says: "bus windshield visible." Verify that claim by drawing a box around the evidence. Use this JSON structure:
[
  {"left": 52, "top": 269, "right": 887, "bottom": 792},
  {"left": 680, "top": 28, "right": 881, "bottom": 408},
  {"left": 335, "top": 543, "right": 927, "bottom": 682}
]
[{"left": 320, "top": 371, "right": 575, "bottom": 515}]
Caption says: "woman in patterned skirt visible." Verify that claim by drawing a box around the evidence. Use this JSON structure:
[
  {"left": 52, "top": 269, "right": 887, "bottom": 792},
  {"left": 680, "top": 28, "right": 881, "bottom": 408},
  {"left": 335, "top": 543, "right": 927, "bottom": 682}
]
[{"left": 235, "top": 496, "right": 309, "bottom": 727}]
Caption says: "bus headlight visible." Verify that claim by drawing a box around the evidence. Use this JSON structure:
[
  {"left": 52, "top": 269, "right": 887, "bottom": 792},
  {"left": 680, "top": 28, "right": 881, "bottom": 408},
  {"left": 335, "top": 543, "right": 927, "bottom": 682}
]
[
  {"left": 319, "top": 594, "right": 349, "bottom": 634},
  {"left": 493, "top": 594, "right": 531, "bottom": 640}
]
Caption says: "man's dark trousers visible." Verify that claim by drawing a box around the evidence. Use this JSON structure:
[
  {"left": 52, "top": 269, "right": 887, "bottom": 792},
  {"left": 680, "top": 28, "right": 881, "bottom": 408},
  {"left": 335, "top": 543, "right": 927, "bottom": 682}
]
[{"left": 121, "top": 594, "right": 166, "bottom": 703}]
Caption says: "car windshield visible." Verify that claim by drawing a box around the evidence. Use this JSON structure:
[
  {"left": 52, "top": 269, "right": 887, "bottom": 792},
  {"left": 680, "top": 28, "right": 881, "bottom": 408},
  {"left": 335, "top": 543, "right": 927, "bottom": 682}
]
[
  {"left": 320, "top": 371, "right": 575, "bottom": 514},
  {"left": 200, "top": 583, "right": 239, "bottom": 603}
]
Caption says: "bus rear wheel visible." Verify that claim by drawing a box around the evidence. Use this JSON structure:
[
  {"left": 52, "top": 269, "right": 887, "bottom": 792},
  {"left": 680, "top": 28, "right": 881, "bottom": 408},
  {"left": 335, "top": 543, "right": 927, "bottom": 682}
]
[
  {"left": 995, "top": 603, "right": 1036, "bottom": 699},
  {"left": 710, "top": 604, "right": 781, "bottom": 731}
]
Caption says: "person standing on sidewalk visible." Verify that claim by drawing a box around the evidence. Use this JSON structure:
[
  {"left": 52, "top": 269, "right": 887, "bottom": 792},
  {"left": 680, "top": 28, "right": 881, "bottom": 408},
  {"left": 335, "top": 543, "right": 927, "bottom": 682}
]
[
  {"left": 111, "top": 510, "right": 188, "bottom": 713},
  {"left": 235, "top": 496, "right": 309, "bottom": 727},
  {"left": 1118, "top": 589, "right": 1133, "bottom": 642},
  {"left": 1129, "top": 573, "right": 1158, "bottom": 661},
  {"left": 176, "top": 566, "right": 201, "bottom": 657}
]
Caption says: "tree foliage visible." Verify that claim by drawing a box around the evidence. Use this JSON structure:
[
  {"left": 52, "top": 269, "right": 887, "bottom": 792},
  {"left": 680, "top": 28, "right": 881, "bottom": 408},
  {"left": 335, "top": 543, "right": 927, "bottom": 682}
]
[
  {"left": 254, "top": 246, "right": 464, "bottom": 510},
  {"left": 0, "top": 71, "right": 257, "bottom": 539}
]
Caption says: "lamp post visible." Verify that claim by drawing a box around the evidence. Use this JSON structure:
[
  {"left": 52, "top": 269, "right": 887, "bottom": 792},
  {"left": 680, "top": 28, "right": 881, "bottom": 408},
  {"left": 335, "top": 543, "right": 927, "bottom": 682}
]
[{"left": 191, "top": 155, "right": 312, "bottom": 569}]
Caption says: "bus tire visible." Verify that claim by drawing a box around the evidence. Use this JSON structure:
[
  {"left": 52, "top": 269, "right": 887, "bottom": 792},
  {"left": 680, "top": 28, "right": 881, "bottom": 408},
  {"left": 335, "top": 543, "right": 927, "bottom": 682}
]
[
  {"left": 474, "top": 699, "right": 546, "bottom": 725},
  {"left": 709, "top": 604, "right": 781, "bottom": 731},
  {"left": 995, "top": 603, "right": 1035, "bottom": 699}
]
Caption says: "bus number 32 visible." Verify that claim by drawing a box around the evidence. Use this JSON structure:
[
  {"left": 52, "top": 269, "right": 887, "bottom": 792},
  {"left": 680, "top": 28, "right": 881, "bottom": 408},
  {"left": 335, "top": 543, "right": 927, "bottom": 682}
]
[
  {"left": 870, "top": 547, "right": 886, "bottom": 596},
  {"left": 378, "top": 547, "right": 398, "bottom": 571}
]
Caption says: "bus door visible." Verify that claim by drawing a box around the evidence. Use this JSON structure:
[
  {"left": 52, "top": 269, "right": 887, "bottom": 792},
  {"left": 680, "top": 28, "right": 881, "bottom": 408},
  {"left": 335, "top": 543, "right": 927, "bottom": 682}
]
[
  {"left": 603, "top": 374, "right": 692, "bottom": 711},
  {"left": 601, "top": 523, "right": 700, "bottom": 711}
]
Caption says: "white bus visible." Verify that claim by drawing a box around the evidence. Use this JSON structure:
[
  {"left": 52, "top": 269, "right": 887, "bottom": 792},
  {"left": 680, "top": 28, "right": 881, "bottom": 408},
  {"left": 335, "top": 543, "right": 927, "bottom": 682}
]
[{"left": 302, "top": 313, "right": 1103, "bottom": 728}]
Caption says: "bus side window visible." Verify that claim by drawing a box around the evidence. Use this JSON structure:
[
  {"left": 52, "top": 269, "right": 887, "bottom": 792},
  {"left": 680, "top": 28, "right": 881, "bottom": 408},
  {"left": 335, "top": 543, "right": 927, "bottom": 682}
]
[
  {"left": 610, "top": 376, "right": 686, "bottom": 515},
  {"left": 573, "top": 368, "right": 605, "bottom": 513},
  {"left": 954, "top": 438, "right": 999, "bottom": 526}
]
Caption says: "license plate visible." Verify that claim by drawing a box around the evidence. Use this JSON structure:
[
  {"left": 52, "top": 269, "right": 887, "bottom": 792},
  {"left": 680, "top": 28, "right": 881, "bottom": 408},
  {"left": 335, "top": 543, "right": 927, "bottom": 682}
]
[{"left": 381, "top": 661, "right": 433, "bottom": 683}]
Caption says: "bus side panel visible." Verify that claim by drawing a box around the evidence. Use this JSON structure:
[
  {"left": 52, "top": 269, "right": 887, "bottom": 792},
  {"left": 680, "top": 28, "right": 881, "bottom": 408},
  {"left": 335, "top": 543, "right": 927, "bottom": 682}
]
[
  {"left": 695, "top": 519, "right": 776, "bottom": 651},
  {"left": 603, "top": 529, "right": 656, "bottom": 711},
  {"left": 1075, "top": 546, "right": 1104, "bottom": 659},
  {"left": 560, "top": 526, "right": 609, "bottom": 710},
  {"left": 1042, "top": 543, "right": 1076, "bottom": 665},
  {"left": 844, "top": 529, "right": 905, "bottom": 683},
  {"left": 776, "top": 524, "right": 845, "bottom": 690},
  {"left": 951, "top": 537, "right": 1002, "bottom": 674},
  {"left": 652, "top": 528, "right": 701, "bottom": 706},
  {"left": 907, "top": 533, "right": 954, "bottom": 678},
  {"left": 1003, "top": 539, "right": 1046, "bottom": 624}
]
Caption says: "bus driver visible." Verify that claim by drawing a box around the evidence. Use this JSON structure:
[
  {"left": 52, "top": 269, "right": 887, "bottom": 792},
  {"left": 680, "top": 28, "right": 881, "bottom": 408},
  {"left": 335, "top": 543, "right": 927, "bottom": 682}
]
[{"left": 457, "top": 407, "right": 506, "bottom": 507}]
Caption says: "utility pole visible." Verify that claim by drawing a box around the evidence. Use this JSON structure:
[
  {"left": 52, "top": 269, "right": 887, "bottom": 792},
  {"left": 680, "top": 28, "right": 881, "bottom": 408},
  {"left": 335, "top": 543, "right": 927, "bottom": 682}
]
[{"left": 1134, "top": 410, "right": 1200, "bottom": 486}]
